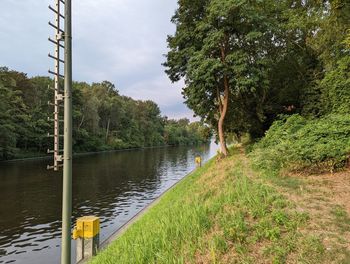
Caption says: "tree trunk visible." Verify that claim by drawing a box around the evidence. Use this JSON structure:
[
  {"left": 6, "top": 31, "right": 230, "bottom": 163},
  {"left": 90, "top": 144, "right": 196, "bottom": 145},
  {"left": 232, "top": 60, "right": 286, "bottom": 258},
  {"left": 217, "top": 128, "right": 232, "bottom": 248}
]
[
  {"left": 218, "top": 40, "right": 229, "bottom": 157},
  {"left": 105, "top": 117, "right": 110, "bottom": 143},
  {"left": 218, "top": 75, "right": 229, "bottom": 156},
  {"left": 78, "top": 115, "right": 85, "bottom": 131}
]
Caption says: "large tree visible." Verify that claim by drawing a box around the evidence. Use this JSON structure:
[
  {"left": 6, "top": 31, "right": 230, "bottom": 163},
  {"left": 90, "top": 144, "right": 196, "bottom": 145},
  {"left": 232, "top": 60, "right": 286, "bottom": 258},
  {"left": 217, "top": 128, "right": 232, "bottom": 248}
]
[{"left": 165, "top": 0, "right": 279, "bottom": 156}]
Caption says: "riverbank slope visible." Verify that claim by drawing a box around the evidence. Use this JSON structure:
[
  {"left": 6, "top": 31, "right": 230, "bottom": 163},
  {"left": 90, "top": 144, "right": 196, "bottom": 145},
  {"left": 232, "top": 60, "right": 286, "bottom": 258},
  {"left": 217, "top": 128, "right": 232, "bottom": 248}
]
[{"left": 90, "top": 147, "right": 350, "bottom": 263}]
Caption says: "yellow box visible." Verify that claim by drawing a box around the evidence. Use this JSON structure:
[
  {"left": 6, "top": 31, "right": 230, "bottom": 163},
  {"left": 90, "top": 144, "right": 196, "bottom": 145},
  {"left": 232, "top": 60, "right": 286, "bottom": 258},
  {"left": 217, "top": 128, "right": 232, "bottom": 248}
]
[{"left": 76, "top": 216, "right": 100, "bottom": 239}]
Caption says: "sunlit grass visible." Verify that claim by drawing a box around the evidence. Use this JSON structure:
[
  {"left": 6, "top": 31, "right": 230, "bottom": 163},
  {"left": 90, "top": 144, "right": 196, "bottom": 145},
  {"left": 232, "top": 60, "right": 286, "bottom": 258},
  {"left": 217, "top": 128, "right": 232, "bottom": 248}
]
[{"left": 89, "top": 148, "right": 339, "bottom": 263}]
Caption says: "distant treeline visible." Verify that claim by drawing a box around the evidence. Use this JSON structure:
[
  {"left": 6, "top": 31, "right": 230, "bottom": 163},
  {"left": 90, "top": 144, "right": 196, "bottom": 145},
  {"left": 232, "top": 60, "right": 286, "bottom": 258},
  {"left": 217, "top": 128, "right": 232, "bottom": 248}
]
[{"left": 0, "top": 67, "right": 211, "bottom": 160}]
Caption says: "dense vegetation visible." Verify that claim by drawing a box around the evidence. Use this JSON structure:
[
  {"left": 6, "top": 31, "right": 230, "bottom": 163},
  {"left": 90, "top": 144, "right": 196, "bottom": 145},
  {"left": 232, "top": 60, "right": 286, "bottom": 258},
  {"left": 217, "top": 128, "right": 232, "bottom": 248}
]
[
  {"left": 250, "top": 114, "right": 350, "bottom": 173},
  {"left": 0, "top": 68, "right": 211, "bottom": 160},
  {"left": 165, "top": 0, "right": 350, "bottom": 162}
]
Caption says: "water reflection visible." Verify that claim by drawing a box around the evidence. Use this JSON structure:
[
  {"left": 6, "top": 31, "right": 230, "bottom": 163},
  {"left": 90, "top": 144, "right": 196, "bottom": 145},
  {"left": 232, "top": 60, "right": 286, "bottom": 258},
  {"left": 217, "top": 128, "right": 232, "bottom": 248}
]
[{"left": 0, "top": 142, "right": 218, "bottom": 263}]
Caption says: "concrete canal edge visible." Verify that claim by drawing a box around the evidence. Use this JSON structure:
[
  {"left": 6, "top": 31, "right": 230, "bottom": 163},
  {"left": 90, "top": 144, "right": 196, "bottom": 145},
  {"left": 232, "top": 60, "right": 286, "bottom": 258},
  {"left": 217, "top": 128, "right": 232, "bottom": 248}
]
[
  {"left": 101, "top": 168, "right": 197, "bottom": 248},
  {"left": 78, "top": 160, "right": 207, "bottom": 263}
]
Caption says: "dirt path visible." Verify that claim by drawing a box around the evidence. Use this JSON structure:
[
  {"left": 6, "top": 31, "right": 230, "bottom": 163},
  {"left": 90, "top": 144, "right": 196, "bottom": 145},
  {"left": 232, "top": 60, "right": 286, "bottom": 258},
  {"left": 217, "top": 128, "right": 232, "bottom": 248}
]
[
  {"left": 240, "top": 147, "right": 350, "bottom": 263},
  {"left": 273, "top": 168, "right": 350, "bottom": 262}
]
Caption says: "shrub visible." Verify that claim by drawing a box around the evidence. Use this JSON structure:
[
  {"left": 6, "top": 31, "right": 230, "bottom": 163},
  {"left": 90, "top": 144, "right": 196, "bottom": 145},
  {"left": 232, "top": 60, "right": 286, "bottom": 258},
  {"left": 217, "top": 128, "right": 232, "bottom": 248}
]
[
  {"left": 320, "top": 56, "right": 350, "bottom": 115},
  {"left": 250, "top": 114, "right": 350, "bottom": 173}
]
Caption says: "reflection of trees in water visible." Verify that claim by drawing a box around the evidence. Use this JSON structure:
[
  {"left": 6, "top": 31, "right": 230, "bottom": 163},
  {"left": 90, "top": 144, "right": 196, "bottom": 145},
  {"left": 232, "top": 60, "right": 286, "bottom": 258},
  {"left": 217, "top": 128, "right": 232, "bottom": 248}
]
[
  {"left": 0, "top": 143, "right": 213, "bottom": 259},
  {"left": 0, "top": 160, "right": 62, "bottom": 251},
  {"left": 72, "top": 148, "right": 169, "bottom": 219},
  {"left": 71, "top": 146, "right": 198, "bottom": 219}
]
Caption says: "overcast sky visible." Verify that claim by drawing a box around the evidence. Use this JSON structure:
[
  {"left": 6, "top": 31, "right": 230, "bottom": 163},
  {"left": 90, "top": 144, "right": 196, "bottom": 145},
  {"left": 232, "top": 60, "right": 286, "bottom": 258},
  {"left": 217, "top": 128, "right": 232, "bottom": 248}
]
[{"left": 0, "top": 0, "right": 196, "bottom": 120}]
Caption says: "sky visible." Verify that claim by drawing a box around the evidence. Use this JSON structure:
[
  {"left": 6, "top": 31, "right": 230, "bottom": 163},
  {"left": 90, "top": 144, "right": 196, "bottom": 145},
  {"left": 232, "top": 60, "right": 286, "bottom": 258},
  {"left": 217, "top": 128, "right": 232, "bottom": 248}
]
[{"left": 0, "top": 0, "right": 196, "bottom": 120}]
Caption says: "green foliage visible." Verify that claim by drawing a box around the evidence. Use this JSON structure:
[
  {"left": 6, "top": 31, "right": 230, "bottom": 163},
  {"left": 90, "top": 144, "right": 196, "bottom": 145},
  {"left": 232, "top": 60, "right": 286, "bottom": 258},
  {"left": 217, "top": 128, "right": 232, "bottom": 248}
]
[
  {"left": 320, "top": 56, "right": 350, "bottom": 115},
  {"left": 165, "top": 0, "right": 280, "bottom": 140},
  {"left": 0, "top": 67, "right": 211, "bottom": 161},
  {"left": 248, "top": 2, "right": 350, "bottom": 174},
  {"left": 0, "top": 85, "right": 17, "bottom": 159},
  {"left": 71, "top": 81, "right": 210, "bottom": 152},
  {"left": 164, "top": 118, "right": 211, "bottom": 146},
  {"left": 0, "top": 67, "right": 26, "bottom": 159},
  {"left": 251, "top": 114, "right": 350, "bottom": 173},
  {"left": 165, "top": 0, "right": 350, "bottom": 146}
]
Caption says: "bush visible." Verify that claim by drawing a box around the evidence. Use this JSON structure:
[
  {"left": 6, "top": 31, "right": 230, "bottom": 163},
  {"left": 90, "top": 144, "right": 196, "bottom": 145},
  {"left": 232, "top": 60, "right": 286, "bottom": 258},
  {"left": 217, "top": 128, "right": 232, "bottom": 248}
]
[
  {"left": 250, "top": 114, "right": 350, "bottom": 173},
  {"left": 320, "top": 56, "right": 350, "bottom": 115}
]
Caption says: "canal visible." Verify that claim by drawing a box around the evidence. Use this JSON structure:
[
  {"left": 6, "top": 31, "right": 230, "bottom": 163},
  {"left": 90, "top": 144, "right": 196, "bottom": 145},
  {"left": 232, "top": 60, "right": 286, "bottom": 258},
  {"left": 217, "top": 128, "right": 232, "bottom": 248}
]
[{"left": 0, "top": 142, "right": 218, "bottom": 263}]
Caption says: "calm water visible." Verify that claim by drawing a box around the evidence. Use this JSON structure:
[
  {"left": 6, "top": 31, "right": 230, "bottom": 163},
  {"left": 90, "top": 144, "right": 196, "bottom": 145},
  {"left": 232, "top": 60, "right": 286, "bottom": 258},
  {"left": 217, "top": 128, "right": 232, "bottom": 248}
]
[{"left": 0, "top": 142, "right": 218, "bottom": 264}]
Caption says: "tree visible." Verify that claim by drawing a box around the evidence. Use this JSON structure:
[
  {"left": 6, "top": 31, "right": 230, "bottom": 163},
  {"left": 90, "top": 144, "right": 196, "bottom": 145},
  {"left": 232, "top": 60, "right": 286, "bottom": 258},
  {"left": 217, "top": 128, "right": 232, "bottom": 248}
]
[
  {"left": 165, "top": 0, "right": 278, "bottom": 156},
  {"left": 0, "top": 66, "right": 212, "bottom": 160},
  {"left": 0, "top": 88, "right": 16, "bottom": 158},
  {"left": 0, "top": 68, "right": 25, "bottom": 158}
]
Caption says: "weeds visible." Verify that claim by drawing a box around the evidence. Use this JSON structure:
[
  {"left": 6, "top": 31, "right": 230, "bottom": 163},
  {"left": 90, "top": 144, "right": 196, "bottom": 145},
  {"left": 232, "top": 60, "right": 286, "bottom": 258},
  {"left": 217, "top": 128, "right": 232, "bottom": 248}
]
[
  {"left": 90, "top": 149, "right": 348, "bottom": 264},
  {"left": 250, "top": 114, "right": 350, "bottom": 174}
]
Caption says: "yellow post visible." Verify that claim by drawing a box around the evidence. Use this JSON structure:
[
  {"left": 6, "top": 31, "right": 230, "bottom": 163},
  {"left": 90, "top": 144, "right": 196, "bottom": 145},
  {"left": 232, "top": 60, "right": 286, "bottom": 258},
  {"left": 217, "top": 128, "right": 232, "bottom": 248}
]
[
  {"left": 72, "top": 216, "right": 100, "bottom": 263},
  {"left": 195, "top": 156, "right": 202, "bottom": 168}
]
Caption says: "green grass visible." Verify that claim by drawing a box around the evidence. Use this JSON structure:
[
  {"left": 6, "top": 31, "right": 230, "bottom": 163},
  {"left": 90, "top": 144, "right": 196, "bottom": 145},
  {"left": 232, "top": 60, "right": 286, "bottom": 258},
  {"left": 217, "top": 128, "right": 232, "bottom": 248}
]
[
  {"left": 89, "top": 148, "right": 344, "bottom": 264},
  {"left": 331, "top": 205, "right": 350, "bottom": 234}
]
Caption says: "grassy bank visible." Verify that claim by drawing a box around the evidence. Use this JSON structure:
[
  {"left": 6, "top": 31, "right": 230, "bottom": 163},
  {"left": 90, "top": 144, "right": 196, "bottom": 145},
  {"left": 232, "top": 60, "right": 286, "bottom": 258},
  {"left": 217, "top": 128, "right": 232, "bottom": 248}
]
[{"left": 90, "top": 147, "right": 350, "bottom": 263}]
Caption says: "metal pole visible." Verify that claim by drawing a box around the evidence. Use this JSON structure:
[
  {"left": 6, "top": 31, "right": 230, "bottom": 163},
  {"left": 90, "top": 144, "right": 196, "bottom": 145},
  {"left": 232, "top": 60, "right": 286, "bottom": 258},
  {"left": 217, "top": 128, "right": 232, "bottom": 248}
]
[{"left": 61, "top": 0, "right": 72, "bottom": 263}]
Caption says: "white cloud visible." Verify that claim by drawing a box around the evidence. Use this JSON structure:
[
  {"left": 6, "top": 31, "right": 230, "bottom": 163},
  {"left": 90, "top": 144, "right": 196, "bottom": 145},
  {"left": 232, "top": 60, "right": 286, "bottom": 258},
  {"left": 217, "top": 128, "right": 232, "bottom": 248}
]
[
  {"left": 123, "top": 76, "right": 183, "bottom": 106},
  {"left": 0, "top": 0, "right": 196, "bottom": 120},
  {"left": 72, "top": 0, "right": 175, "bottom": 81}
]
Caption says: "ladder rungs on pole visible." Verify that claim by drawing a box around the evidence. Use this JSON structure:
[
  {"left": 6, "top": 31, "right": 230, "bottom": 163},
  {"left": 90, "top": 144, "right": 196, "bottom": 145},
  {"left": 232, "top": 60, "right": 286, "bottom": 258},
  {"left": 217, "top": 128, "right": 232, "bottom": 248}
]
[
  {"left": 48, "top": 87, "right": 62, "bottom": 93},
  {"left": 48, "top": 86, "right": 63, "bottom": 93},
  {"left": 48, "top": 70, "right": 64, "bottom": 78},
  {"left": 47, "top": 149, "right": 64, "bottom": 154},
  {"left": 48, "top": 53, "right": 65, "bottom": 64},
  {"left": 48, "top": 101, "right": 64, "bottom": 107},
  {"left": 47, "top": 118, "right": 64, "bottom": 122},
  {"left": 47, "top": 164, "right": 64, "bottom": 170},
  {"left": 47, "top": 133, "right": 64, "bottom": 138},
  {"left": 48, "top": 21, "right": 64, "bottom": 33},
  {"left": 48, "top": 5, "right": 65, "bottom": 19},
  {"left": 48, "top": 37, "right": 65, "bottom": 49}
]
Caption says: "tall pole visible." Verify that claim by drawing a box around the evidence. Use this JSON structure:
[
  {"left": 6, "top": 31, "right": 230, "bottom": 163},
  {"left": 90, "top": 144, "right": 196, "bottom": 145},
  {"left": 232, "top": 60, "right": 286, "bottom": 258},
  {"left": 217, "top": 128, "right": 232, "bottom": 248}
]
[{"left": 61, "top": 0, "right": 72, "bottom": 263}]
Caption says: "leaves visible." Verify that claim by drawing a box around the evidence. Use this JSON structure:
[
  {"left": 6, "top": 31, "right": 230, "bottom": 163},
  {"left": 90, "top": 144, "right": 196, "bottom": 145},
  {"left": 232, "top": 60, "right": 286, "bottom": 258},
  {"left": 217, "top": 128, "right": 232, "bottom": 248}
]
[
  {"left": 251, "top": 114, "right": 350, "bottom": 173},
  {"left": 0, "top": 68, "right": 210, "bottom": 160}
]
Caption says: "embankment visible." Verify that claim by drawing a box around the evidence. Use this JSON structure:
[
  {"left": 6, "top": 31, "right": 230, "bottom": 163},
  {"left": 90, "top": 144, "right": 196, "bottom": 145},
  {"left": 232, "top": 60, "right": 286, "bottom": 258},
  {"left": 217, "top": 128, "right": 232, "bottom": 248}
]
[{"left": 89, "top": 147, "right": 350, "bottom": 263}]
